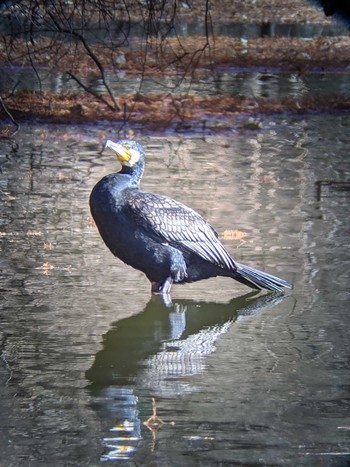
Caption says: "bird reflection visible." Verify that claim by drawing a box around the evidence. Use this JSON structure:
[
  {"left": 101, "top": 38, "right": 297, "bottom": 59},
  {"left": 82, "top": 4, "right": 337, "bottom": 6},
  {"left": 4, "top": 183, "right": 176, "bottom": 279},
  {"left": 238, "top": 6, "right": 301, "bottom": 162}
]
[{"left": 86, "top": 291, "right": 286, "bottom": 461}]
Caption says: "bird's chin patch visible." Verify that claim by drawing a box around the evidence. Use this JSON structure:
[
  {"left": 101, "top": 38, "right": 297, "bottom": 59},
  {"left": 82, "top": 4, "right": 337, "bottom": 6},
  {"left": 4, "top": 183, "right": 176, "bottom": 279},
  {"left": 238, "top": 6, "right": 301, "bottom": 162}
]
[{"left": 128, "top": 148, "right": 141, "bottom": 166}]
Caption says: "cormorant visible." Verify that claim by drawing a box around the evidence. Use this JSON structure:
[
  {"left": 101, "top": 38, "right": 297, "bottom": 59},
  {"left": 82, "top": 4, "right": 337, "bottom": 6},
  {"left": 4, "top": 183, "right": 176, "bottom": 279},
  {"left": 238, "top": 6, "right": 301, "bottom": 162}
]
[{"left": 90, "top": 140, "right": 292, "bottom": 296}]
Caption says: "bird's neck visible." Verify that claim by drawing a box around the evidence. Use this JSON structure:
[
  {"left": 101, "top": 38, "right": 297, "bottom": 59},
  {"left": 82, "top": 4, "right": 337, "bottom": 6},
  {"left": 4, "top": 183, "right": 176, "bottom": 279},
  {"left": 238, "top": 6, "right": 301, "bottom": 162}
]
[{"left": 120, "top": 160, "right": 144, "bottom": 185}]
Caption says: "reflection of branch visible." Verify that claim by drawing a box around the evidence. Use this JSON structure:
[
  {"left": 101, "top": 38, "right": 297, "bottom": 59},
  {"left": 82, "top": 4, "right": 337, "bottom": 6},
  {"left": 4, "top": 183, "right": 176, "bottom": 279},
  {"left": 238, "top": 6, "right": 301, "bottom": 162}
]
[
  {"left": 47, "top": 10, "right": 120, "bottom": 111},
  {"left": 0, "top": 96, "right": 20, "bottom": 136},
  {"left": 70, "top": 30, "right": 120, "bottom": 111},
  {"left": 67, "top": 72, "right": 116, "bottom": 111},
  {"left": 25, "top": 39, "right": 43, "bottom": 92}
]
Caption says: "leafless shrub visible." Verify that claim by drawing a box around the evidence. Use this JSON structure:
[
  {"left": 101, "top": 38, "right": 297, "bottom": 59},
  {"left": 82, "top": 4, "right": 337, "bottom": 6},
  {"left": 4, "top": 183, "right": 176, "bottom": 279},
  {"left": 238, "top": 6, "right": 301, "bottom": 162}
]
[{"left": 0, "top": 0, "right": 214, "bottom": 116}]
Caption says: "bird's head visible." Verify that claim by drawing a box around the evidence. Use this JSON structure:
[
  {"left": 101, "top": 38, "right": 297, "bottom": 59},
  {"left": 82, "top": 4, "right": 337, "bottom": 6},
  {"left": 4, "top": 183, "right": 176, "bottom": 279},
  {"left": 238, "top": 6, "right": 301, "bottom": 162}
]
[{"left": 105, "top": 139, "right": 144, "bottom": 168}]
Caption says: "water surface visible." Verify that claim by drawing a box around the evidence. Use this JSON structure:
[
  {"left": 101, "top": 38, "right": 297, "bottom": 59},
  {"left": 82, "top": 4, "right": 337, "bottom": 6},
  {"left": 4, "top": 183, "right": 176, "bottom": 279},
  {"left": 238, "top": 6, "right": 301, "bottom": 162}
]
[{"left": 0, "top": 116, "right": 349, "bottom": 465}]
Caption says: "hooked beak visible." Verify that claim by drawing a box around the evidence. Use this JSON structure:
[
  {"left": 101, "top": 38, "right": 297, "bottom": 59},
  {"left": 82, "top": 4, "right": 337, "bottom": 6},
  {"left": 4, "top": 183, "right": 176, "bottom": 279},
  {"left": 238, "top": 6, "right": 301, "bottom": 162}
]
[{"left": 105, "top": 140, "right": 130, "bottom": 163}]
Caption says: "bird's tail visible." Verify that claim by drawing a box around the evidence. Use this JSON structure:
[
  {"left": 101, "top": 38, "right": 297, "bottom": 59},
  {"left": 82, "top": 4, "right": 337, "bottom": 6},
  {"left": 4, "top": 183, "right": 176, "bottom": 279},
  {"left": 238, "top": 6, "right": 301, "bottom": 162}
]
[{"left": 234, "top": 262, "right": 292, "bottom": 292}]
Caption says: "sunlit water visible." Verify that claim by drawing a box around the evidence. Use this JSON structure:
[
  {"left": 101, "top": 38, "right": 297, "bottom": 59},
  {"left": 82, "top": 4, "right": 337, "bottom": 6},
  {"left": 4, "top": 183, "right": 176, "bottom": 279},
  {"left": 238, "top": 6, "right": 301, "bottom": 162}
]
[{"left": 0, "top": 116, "right": 349, "bottom": 466}]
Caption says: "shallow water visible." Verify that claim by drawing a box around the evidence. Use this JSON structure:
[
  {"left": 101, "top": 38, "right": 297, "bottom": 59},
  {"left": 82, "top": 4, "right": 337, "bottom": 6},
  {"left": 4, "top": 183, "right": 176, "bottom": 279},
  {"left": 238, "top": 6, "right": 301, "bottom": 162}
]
[
  {"left": 2, "top": 64, "right": 350, "bottom": 103},
  {"left": 0, "top": 115, "right": 349, "bottom": 466}
]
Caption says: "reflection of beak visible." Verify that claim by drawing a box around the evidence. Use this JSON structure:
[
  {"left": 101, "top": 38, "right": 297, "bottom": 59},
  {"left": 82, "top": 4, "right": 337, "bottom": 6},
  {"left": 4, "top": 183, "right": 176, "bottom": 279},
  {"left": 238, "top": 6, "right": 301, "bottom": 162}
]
[{"left": 105, "top": 140, "right": 130, "bottom": 162}]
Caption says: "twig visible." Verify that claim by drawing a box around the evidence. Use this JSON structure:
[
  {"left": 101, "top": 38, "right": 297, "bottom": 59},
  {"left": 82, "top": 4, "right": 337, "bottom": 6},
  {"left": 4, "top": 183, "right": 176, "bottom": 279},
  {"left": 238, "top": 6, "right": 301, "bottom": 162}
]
[
  {"left": 67, "top": 72, "right": 116, "bottom": 112},
  {"left": 0, "top": 96, "right": 20, "bottom": 136},
  {"left": 47, "top": 10, "right": 120, "bottom": 111}
]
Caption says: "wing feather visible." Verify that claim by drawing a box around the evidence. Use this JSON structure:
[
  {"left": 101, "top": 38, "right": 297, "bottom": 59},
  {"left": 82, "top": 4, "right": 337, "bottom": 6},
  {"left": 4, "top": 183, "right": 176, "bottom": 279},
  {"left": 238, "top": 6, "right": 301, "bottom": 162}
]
[{"left": 126, "top": 190, "right": 236, "bottom": 271}]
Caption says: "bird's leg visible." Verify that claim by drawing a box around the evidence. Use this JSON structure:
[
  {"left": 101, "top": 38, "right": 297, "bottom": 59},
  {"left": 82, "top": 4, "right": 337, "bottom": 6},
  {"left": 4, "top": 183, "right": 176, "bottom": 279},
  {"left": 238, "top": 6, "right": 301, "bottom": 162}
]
[
  {"left": 160, "top": 278, "right": 173, "bottom": 307},
  {"left": 161, "top": 277, "right": 173, "bottom": 294},
  {"left": 151, "top": 277, "right": 173, "bottom": 294},
  {"left": 151, "top": 278, "right": 173, "bottom": 307}
]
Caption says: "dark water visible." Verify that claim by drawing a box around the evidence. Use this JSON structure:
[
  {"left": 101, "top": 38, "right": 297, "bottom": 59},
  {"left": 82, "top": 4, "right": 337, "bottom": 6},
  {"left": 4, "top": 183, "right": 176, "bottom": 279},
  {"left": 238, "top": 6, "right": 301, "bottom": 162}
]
[
  {"left": 2, "top": 64, "right": 350, "bottom": 103},
  {"left": 0, "top": 116, "right": 350, "bottom": 466}
]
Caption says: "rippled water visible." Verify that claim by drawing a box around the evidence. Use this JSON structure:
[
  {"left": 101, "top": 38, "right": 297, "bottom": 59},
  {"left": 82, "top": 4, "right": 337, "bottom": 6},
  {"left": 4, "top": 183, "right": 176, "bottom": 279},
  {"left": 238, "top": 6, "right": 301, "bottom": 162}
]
[
  {"left": 2, "top": 65, "right": 350, "bottom": 102},
  {"left": 0, "top": 116, "right": 349, "bottom": 466}
]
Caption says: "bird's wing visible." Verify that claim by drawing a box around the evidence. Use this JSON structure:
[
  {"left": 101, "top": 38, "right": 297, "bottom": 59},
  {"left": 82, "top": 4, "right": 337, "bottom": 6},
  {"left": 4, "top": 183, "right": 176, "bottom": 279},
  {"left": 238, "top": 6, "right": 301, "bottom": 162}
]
[{"left": 126, "top": 190, "right": 236, "bottom": 271}]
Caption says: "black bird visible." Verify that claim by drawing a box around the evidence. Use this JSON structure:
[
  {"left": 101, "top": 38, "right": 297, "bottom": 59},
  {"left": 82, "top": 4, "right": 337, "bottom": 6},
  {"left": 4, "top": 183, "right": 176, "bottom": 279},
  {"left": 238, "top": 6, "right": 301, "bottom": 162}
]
[
  {"left": 90, "top": 140, "right": 292, "bottom": 296},
  {"left": 315, "top": 0, "right": 350, "bottom": 21}
]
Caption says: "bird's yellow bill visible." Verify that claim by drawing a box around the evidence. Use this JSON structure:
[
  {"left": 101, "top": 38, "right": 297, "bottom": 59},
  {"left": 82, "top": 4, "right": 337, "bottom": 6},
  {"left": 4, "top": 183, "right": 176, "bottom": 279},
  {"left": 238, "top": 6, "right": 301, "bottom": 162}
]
[{"left": 105, "top": 140, "right": 130, "bottom": 162}]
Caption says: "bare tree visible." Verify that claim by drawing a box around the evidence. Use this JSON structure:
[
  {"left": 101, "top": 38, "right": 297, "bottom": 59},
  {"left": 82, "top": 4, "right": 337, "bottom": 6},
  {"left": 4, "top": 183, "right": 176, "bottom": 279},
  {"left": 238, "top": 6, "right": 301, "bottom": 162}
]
[{"left": 0, "top": 0, "right": 214, "bottom": 119}]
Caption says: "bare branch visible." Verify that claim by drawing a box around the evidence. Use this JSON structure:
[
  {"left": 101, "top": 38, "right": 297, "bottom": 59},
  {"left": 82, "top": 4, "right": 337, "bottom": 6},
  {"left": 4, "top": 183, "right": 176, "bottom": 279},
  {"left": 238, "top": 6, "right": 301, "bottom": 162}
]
[
  {"left": 0, "top": 95, "right": 20, "bottom": 136},
  {"left": 66, "top": 72, "right": 116, "bottom": 111},
  {"left": 46, "top": 9, "right": 120, "bottom": 111}
]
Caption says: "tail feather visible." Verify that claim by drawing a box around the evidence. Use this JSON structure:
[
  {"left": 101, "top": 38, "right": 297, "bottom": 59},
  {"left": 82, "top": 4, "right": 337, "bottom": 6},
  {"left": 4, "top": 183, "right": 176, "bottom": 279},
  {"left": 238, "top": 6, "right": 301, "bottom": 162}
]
[{"left": 235, "top": 262, "right": 292, "bottom": 292}]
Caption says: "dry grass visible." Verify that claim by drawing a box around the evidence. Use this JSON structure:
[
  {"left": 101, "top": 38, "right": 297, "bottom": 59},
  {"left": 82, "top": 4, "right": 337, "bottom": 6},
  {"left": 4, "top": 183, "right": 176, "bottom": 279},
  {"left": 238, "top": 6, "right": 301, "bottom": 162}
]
[
  {"left": 4, "top": 91, "right": 350, "bottom": 128},
  {"left": 0, "top": 0, "right": 348, "bottom": 127}
]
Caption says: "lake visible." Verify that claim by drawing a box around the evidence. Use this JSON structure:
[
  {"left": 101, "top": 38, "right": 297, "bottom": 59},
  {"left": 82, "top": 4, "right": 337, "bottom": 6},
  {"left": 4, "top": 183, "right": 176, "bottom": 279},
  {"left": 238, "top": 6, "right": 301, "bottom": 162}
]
[{"left": 0, "top": 115, "right": 349, "bottom": 466}]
